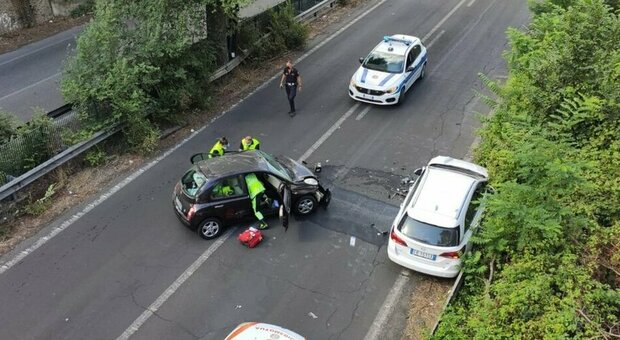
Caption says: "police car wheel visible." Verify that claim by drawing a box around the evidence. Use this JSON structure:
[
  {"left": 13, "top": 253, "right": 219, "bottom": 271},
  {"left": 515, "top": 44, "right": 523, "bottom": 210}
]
[
  {"left": 397, "top": 86, "right": 407, "bottom": 105},
  {"left": 420, "top": 63, "right": 426, "bottom": 80},
  {"left": 197, "top": 217, "right": 223, "bottom": 240},
  {"left": 295, "top": 195, "right": 317, "bottom": 216}
]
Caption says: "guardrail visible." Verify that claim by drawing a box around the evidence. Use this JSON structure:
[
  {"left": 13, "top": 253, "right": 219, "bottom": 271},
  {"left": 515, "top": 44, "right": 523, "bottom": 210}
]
[{"left": 0, "top": 0, "right": 340, "bottom": 203}]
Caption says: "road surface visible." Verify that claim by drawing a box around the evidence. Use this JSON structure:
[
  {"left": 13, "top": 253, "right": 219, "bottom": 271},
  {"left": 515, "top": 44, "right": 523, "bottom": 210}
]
[{"left": 0, "top": 0, "right": 529, "bottom": 338}]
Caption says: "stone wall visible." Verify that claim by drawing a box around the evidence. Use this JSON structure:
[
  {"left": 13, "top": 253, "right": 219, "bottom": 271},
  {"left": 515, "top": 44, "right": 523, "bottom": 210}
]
[{"left": 0, "top": 0, "right": 87, "bottom": 35}]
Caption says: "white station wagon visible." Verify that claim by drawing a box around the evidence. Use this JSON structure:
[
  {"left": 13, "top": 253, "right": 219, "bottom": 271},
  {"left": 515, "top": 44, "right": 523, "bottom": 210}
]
[
  {"left": 349, "top": 34, "right": 427, "bottom": 105},
  {"left": 387, "top": 156, "right": 489, "bottom": 278}
]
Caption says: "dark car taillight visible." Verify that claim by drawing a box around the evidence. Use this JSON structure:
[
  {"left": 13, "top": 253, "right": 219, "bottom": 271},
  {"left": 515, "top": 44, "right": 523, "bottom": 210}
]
[
  {"left": 390, "top": 226, "right": 407, "bottom": 247},
  {"left": 187, "top": 205, "right": 197, "bottom": 221}
]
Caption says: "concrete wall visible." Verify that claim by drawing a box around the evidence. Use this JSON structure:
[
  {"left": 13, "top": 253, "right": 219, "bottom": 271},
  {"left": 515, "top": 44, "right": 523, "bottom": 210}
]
[{"left": 0, "top": 0, "right": 87, "bottom": 35}]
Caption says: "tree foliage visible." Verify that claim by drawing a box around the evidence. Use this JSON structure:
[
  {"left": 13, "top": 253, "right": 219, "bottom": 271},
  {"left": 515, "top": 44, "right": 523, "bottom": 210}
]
[
  {"left": 434, "top": 0, "right": 620, "bottom": 338},
  {"left": 62, "top": 0, "right": 249, "bottom": 153}
]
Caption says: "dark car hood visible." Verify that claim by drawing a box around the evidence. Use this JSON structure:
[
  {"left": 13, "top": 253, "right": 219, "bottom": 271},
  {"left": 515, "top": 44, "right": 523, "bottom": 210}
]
[{"left": 277, "top": 156, "right": 315, "bottom": 182}]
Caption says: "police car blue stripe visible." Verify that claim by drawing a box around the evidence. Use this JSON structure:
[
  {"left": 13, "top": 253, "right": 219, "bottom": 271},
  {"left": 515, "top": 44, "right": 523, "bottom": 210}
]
[
  {"left": 398, "top": 54, "right": 427, "bottom": 91},
  {"left": 378, "top": 73, "right": 396, "bottom": 86},
  {"left": 361, "top": 68, "right": 368, "bottom": 83}
]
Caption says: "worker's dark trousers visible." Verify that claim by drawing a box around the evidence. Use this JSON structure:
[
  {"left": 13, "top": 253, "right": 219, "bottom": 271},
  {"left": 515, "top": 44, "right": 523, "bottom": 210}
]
[{"left": 285, "top": 84, "right": 297, "bottom": 112}]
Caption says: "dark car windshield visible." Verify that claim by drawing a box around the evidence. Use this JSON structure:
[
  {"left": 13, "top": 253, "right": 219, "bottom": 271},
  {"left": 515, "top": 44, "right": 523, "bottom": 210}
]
[
  {"left": 181, "top": 167, "right": 208, "bottom": 198},
  {"left": 398, "top": 215, "right": 459, "bottom": 247},
  {"left": 363, "top": 51, "right": 404, "bottom": 73},
  {"left": 260, "top": 152, "right": 293, "bottom": 181}
]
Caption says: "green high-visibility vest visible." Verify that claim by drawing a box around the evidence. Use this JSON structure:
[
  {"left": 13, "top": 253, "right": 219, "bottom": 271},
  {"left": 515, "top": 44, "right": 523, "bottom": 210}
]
[
  {"left": 245, "top": 173, "right": 265, "bottom": 199},
  {"left": 241, "top": 138, "right": 260, "bottom": 151},
  {"left": 209, "top": 141, "right": 225, "bottom": 158}
]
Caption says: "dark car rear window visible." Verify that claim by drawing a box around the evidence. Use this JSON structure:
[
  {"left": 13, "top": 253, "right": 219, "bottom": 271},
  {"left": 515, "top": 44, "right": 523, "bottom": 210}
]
[
  {"left": 181, "top": 168, "right": 208, "bottom": 198},
  {"left": 398, "top": 215, "right": 459, "bottom": 247}
]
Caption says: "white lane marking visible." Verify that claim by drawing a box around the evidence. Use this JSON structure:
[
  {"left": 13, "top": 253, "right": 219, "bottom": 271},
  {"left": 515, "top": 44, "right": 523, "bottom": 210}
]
[
  {"left": 297, "top": 103, "right": 360, "bottom": 162},
  {"left": 355, "top": 105, "right": 372, "bottom": 121},
  {"left": 0, "top": 125, "right": 209, "bottom": 274},
  {"left": 422, "top": 0, "right": 468, "bottom": 42},
  {"left": 350, "top": 236, "right": 356, "bottom": 247},
  {"left": 0, "top": 35, "right": 75, "bottom": 67},
  {"left": 0, "top": 0, "right": 389, "bottom": 276},
  {"left": 426, "top": 29, "right": 446, "bottom": 49},
  {"left": 0, "top": 72, "right": 61, "bottom": 102},
  {"left": 364, "top": 270, "right": 410, "bottom": 340},
  {"left": 116, "top": 229, "right": 234, "bottom": 340},
  {"left": 467, "top": 0, "right": 476, "bottom": 7}
]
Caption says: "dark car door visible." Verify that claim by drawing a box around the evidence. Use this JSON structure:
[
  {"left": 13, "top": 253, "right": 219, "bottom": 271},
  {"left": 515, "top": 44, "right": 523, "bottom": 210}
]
[
  {"left": 279, "top": 183, "right": 291, "bottom": 230},
  {"left": 202, "top": 175, "right": 251, "bottom": 224}
]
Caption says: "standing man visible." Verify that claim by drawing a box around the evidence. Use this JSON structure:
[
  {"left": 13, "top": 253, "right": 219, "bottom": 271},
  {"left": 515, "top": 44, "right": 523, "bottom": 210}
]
[
  {"left": 279, "top": 60, "right": 303, "bottom": 117},
  {"left": 239, "top": 135, "right": 261, "bottom": 151},
  {"left": 209, "top": 137, "right": 229, "bottom": 158}
]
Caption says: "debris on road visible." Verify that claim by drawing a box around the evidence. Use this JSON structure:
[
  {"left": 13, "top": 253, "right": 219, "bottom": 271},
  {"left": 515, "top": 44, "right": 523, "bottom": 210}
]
[{"left": 308, "top": 312, "right": 318, "bottom": 319}]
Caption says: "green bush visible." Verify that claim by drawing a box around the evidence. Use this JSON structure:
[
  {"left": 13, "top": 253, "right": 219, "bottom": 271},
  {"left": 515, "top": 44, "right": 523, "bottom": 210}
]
[
  {"left": 0, "top": 111, "right": 18, "bottom": 145},
  {"left": 434, "top": 0, "right": 620, "bottom": 338},
  {"left": 84, "top": 147, "right": 107, "bottom": 167},
  {"left": 19, "top": 113, "right": 56, "bottom": 171},
  {"left": 244, "top": 3, "right": 309, "bottom": 62}
]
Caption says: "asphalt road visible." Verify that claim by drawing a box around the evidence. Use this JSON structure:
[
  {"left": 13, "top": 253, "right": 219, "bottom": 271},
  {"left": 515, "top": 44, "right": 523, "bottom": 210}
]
[
  {"left": 0, "top": 0, "right": 529, "bottom": 339},
  {"left": 0, "top": 26, "right": 80, "bottom": 122}
]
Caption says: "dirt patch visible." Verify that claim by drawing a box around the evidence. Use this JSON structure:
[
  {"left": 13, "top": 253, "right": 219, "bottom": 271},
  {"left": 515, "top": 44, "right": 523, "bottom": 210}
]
[
  {"left": 0, "top": 15, "right": 91, "bottom": 55},
  {"left": 402, "top": 276, "right": 454, "bottom": 339}
]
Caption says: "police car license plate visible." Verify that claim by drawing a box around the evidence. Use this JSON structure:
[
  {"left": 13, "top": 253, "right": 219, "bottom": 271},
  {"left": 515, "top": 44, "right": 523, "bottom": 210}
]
[
  {"left": 363, "top": 94, "right": 374, "bottom": 101},
  {"left": 174, "top": 197, "right": 182, "bottom": 213},
  {"left": 410, "top": 248, "right": 436, "bottom": 261}
]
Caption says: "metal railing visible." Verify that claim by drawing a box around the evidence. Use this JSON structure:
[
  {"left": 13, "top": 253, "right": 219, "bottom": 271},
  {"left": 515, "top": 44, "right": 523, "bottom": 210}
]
[{"left": 0, "top": 0, "right": 340, "bottom": 202}]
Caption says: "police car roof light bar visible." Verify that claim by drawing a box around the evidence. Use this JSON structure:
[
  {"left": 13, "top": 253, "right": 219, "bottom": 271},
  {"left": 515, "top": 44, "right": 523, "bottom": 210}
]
[{"left": 383, "top": 35, "right": 412, "bottom": 46}]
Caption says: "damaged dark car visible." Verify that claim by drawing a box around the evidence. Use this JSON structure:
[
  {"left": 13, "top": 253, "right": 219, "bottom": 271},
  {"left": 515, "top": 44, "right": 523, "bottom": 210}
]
[{"left": 172, "top": 150, "right": 331, "bottom": 239}]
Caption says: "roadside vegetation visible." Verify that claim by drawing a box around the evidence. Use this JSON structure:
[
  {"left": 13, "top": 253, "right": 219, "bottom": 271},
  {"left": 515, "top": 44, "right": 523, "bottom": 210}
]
[{"left": 434, "top": 0, "right": 620, "bottom": 338}]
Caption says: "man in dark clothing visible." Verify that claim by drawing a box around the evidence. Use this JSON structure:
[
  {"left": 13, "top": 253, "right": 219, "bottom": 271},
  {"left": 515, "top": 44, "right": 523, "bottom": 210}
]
[{"left": 279, "top": 60, "right": 303, "bottom": 117}]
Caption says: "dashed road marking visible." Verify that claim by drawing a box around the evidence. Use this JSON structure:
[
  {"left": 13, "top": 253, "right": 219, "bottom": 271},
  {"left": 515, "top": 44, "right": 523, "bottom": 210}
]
[{"left": 355, "top": 105, "right": 372, "bottom": 121}]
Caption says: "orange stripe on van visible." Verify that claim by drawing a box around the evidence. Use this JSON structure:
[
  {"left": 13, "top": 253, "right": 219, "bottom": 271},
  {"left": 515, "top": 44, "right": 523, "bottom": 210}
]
[{"left": 225, "top": 322, "right": 258, "bottom": 339}]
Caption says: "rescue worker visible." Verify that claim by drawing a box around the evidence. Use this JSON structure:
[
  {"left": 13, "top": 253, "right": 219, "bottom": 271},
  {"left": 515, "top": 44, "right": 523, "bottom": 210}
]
[
  {"left": 245, "top": 173, "right": 268, "bottom": 229},
  {"left": 239, "top": 135, "right": 260, "bottom": 151},
  {"left": 209, "top": 137, "right": 229, "bottom": 158},
  {"left": 212, "top": 182, "right": 234, "bottom": 197}
]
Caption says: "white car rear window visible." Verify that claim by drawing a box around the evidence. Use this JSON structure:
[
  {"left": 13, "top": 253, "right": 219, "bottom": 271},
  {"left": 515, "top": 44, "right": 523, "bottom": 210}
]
[{"left": 398, "top": 215, "right": 459, "bottom": 247}]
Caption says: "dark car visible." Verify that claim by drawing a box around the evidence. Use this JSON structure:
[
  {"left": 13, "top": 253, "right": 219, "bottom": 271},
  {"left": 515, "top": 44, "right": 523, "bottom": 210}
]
[{"left": 173, "top": 150, "right": 331, "bottom": 239}]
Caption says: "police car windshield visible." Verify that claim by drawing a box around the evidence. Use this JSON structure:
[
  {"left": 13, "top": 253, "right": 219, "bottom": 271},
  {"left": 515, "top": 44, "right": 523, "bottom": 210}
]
[
  {"left": 260, "top": 152, "right": 293, "bottom": 181},
  {"left": 363, "top": 51, "right": 404, "bottom": 73}
]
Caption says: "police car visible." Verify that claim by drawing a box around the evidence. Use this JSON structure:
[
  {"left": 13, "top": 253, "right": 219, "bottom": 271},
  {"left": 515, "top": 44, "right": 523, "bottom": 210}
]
[{"left": 349, "top": 34, "right": 427, "bottom": 105}]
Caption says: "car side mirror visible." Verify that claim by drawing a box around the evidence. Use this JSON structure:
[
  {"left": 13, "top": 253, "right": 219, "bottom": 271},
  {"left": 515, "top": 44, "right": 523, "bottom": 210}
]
[
  {"left": 414, "top": 167, "right": 424, "bottom": 176},
  {"left": 359, "top": 57, "right": 364, "bottom": 64},
  {"left": 406, "top": 66, "right": 415, "bottom": 72}
]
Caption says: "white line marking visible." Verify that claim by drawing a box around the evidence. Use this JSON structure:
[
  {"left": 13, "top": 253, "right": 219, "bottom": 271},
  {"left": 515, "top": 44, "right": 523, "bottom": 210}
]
[
  {"left": 355, "top": 105, "right": 372, "bottom": 121},
  {"left": 0, "top": 125, "right": 209, "bottom": 274},
  {"left": 467, "top": 0, "right": 476, "bottom": 7},
  {"left": 364, "top": 270, "right": 410, "bottom": 340},
  {"left": 116, "top": 229, "right": 234, "bottom": 340},
  {"left": 0, "top": 0, "right": 389, "bottom": 276},
  {"left": 297, "top": 103, "right": 360, "bottom": 162},
  {"left": 422, "top": 0, "right": 468, "bottom": 42},
  {"left": 0, "top": 72, "right": 61, "bottom": 102},
  {"left": 350, "top": 236, "right": 356, "bottom": 247},
  {"left": 426, "top": 29, "right": 446, "bottom": 49},
  {"left": 0, "top": 35, "right": 75, "bottom": 67}
]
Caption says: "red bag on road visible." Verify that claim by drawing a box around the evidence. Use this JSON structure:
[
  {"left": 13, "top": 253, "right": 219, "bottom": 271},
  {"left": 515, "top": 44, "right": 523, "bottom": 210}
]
[{"left": 238, "top": 227, "right": 263, "bottom": 248}]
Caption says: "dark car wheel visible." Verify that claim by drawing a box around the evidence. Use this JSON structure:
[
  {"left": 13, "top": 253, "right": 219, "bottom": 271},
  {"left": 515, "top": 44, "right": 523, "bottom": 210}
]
[
  {"left": 295, "top": 195, "right": 317, "bottom": 216},
  {"left": 397, "top": 86, "right": 406, "bottom": 105},
  {"left": 197, "top": 217, "right": 223, "bottom": 240}
]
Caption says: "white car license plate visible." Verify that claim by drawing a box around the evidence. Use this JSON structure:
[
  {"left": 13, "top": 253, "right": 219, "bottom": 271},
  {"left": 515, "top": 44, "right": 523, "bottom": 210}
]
[
  {"left": 410, "top": 248, "right": 436, "bottom": 261},
  {"left": 174, "top": 197, "right": 182, "bottom": 213},
  {"left": 362, "top": 93, "right": 374, "bottom": 101}
]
